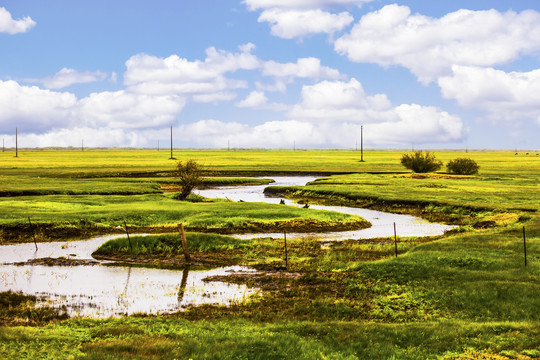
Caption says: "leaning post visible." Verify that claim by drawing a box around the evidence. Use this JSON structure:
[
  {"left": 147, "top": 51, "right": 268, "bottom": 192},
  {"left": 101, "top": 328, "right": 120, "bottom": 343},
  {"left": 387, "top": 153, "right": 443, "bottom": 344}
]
[
  {"left": 394, "top": 222, "right": 398, "bottom": 257},
  {"left": 28, "top": 217, "right": 38, "bottom": 250},
  {"left": 523, "top": 226, "right": 527, "bottom": 267},
  {"left": 178, "top": 223, "right": 191, "bottom": 263}
]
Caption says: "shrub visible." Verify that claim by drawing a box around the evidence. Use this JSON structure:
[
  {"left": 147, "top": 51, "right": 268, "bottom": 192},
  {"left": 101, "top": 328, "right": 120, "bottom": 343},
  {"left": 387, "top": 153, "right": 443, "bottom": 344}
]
[
  {"left": 446, "top": 158, "right": 479, "bottom": 175},
  {"left": 400, "top": 151, "right": 442, "bottom": 173},
  {"left": 174, "top": 159, "right": 203, "bottom": 200}
]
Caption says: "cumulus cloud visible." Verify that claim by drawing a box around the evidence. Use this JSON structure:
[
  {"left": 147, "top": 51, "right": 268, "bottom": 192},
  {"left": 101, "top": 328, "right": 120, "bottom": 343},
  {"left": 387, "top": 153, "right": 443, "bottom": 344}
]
[
  {"left": 243, "top": 0, "right": 372, "bottom": 11},
  {"left": 335, "top": 5, "right": 540, "bottom": 83},
  {"left": 0, "top": 7, "right": 36, "bottom": 34},
  {"left": 244, "top": 0, "right": 373, "bottom": 39},
  {"left": 30, "top": 68, "right": 108, "bottom": 89},
  {"left": 258, "top": 9, "right": 353, "bottom": 39},
  {"left": 262, "top": 57, "right": 344, "bottom": 80},
  {"left": 0, "top": 80, "right": 77, "bottom": 133},
  {"left": 236, "top": 91, "right": 268, "bottom": 108},
  {"left": 0, "top": 80, "right": 185, "bottom": 134},
  {"left": 124, "top": 44, "right": 259, "bottom": 99},
  {"left": 439, "top": 65, "right": 540, "bottom": 123},
  {"left": 289, "top": 78, "right": 463, "bottom": 145}
]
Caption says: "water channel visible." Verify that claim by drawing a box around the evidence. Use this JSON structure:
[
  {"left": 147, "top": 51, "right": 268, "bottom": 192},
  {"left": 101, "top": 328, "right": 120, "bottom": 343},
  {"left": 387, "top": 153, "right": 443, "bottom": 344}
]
[{"left": 0, "top": 176, "right": 456, "bottom": 318}]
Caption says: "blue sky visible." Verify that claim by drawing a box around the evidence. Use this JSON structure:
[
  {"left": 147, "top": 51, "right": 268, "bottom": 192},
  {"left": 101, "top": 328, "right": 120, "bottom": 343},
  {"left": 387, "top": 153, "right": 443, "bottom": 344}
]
[{"left": 1, "top": 0, "right": 539, "bottom": 149}]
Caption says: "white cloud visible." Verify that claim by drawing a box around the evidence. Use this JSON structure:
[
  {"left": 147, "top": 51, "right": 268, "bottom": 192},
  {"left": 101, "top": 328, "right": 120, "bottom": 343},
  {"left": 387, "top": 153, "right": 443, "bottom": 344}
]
[
  {"left": 0, "top": 80, "right": 77, "bottom": 132},
  {"left": 289, "top": 79, "right": 463, "bottom": 145},
  {"left": 124, "top": 44, "right": 259, "bottom": 99},
  {"left": 243, "top": 0, "right": 372, "bottom": 11},
  {"left": 439, "top": 65, "right": 540, "bottom": 123},
  {"left": 0, "top": 80, "right": 185, "bottom": 134},
  {"left": 236, "top": 91, "right": 268, "bottom": 108},
  {"left": 244, "top": 0, "right": 373, "bottom": 39},
  {"left": 335, "top": 5, "right": 540, "bottom": 83},
  {"left": 290, "top": 78, "right": 394, "bottom": 122},
  {"left": 78, "top": 91, "right": 185, "bottom": 129},
  {"left": 34, "top": 68, "right": 108, "bottom": 89},
  {"left": 258, "top": 9, "right": 353, "bottom": 39},
  {"left": 0, "top": 7, "right": 36, "bottom": 34},
  {"left": 262, "top": 57, "right": 344, "bottom": 80}
]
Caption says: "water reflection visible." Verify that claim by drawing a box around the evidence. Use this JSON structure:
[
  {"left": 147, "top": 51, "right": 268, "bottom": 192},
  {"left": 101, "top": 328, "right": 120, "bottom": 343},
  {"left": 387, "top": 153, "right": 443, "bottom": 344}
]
[{"left": 0, "top": 264, "right": 256, "bottom": 318}]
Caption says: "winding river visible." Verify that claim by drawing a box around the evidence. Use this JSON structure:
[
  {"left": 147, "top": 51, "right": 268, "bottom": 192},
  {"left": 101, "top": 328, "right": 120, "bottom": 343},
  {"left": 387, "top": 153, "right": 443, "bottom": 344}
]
[{"left": 0, "top": 176, "right": 456, "bottom": 318}]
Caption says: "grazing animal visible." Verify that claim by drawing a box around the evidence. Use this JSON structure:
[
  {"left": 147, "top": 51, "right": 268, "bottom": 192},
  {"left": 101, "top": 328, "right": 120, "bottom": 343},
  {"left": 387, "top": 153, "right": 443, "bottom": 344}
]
[
  {"left": 303, "top": 203, "right": 310, "bottom": 208},
  {"left": 280, "top": 199, "right": 285, "bottom": 204}
]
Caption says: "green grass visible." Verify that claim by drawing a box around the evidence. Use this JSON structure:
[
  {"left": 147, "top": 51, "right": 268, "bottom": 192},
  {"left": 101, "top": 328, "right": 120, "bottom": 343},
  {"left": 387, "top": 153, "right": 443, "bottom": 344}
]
[
  {"left": 0, "top": 149, "right": 538, "bottom": 359},
  {"left": 93, "top": 233, "right": 251, "bottom": 256}
]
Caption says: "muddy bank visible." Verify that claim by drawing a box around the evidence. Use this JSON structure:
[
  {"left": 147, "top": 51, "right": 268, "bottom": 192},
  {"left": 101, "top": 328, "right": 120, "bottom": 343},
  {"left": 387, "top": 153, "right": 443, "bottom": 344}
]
[{"left": 0, "top": 217, "right": 370, "bottom": 245}]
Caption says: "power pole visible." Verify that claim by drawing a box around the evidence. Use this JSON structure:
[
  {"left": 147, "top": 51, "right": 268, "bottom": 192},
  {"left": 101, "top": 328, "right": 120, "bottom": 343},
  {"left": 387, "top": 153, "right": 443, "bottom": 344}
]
[
  {"left": 293, "top": 140, "right": 296, "bottom": 151},
  {"left": 82, "top": 139, "right": 84, "bottom": 152},
  {"left": 2, "top": 138, "right": 4, "bottom": 152},
  {"left": 169, "top": 125, "right": 174, "bottom": 159},
  {"left": 360, "top": 125, "right": 365, "bottom": 162},
  {"left": 228, "top": 139, "right": 230, "bottom": 152},
  {"left": 15, "top": 128, "right": 18, "bottom": 157},
  {"left": 158, "top": 140, "right": 160, "bottom": 151}
]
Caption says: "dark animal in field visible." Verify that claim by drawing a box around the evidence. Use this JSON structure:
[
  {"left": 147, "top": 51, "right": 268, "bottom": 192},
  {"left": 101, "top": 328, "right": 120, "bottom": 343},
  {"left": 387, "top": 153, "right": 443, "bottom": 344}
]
[
  {"left": 280, "top": 199, "right": 285, "bottom": 204},
  {"left": 303, "top": 203, "right": 309, "bottom": 208}
]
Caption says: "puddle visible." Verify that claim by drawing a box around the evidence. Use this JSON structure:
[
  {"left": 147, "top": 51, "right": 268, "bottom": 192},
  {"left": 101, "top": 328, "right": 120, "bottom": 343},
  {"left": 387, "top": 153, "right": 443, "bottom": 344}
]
[{"left": 0, "top": 264, "right": 256, "bottom": 318}]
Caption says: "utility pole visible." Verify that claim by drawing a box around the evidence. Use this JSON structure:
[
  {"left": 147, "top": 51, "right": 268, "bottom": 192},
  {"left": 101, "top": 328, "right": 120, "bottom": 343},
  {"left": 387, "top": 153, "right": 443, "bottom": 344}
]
[
  {"left": 169, "top": 125, "right": 174, "bottom": 159},
  {"left": 2, "top": 138, "right": 4, "bottom": 152},
  {"left": 158, "top": 140, "right": 160, "bottom": 152},
  {"left": 228, "top": 139, "right": 230, "bottom": 152},
  {"left": 360, "top": 125, "right": 365, "bottom": 162},
  {"left": 82, "top": 139, "right": 84, "bottom": 152},
  {"left": 293, "top": 140, "right": 296, "bottom": 151},
  {"left": 15, "top": 128, "right": 18, "bottom": 157}
]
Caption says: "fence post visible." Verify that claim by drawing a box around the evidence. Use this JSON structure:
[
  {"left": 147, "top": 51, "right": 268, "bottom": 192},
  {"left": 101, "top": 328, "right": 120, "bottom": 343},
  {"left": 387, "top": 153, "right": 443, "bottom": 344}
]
[
  {"left": 28, "top": 217, "right": 38, "bottom": 250},
  {"left": 394, "top": 222, "right": 398, "bottom": 257},
  {"left": 123, "top": 220, "right": 133, "bottom": 251},
  {"left": 523, "top": 226, "right": 527, "bottom": 267},
  {"left": 284, "top": 231, "right": 288, "bottom": 269},
  {"left": 178, "top": 223, "right": 191, "bottom": 263}
]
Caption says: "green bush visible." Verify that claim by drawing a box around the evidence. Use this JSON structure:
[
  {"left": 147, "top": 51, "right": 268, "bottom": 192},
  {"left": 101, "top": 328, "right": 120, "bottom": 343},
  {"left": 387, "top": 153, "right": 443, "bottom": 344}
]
[
  {"left": 446, "top": 158, "right": 479, "bottom": 175},
  {"left": 400, "top": 151, "right": 442, "bottom": 173}
]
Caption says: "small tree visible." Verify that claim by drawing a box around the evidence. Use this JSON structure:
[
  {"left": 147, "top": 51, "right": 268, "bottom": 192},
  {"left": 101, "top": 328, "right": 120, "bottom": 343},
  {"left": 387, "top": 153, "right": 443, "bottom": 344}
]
[
  {"left": 174, "top": 159, "right": 202, "bottom": 200},
  {"left": 400, "top": 151, "right": 442, "bottom": 173},
  {"left": 446, "top": 158, "right": 479, "bottom": 175}
]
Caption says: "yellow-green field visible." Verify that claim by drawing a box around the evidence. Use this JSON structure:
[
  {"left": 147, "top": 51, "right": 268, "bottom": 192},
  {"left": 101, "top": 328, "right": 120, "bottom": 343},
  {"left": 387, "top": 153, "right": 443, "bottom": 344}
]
[{"left": 0, "top": 149, "right": 538, "bottom": 359}]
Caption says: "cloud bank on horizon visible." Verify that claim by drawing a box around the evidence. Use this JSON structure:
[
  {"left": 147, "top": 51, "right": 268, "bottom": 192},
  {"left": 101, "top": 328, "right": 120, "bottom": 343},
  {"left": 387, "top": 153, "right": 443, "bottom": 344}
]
[{"left": 1, "top": 1, "right": 539, "bottom": 149}]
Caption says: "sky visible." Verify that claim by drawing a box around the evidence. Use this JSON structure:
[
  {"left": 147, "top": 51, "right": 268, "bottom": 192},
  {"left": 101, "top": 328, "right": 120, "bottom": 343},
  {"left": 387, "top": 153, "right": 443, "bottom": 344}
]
[{"left": 1, "top": 0, "right": 540, "bottom": 150}]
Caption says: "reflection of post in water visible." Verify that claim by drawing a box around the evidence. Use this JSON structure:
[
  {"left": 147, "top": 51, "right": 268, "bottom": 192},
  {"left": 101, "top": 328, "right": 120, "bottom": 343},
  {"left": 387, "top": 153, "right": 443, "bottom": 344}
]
[
  {"left": 177, "top": 265, "right": 190, "bottom": 304},
  {"left": 27, "top": 248, "right": 39, "bottom": 287},
  {"left": 122, "top": 266, "right": 132, "bottom": 295}
]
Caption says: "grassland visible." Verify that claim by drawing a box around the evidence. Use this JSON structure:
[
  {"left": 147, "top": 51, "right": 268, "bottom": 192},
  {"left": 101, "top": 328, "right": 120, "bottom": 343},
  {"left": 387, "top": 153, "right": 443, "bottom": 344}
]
[{"left": 0, "top": 149, "right": 538, "bottom": 359}]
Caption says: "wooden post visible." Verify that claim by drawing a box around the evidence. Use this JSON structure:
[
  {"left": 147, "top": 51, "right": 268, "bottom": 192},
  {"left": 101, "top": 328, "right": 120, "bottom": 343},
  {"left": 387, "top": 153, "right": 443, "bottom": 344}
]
[
  {"left": 523, "top": 226, "right": 527, "bottom": 267},
  {"left": 123, "top": 220, "right": 133, "bottom": 251},
  {"left": 284, "top": 231, "right": 288, "bottom": 269},
  {"left": 394, "top": 222, "right": 398, "bottom": 257},
  {"left": 81, "top": 139, "right": 84, "bottom": 152},
  {"left": 28, "top": 217, "right": 38, "bottom": 250},
  {"left": 15, "top": 128, "right": 18, "bottom": 158},
  {"left": 177, "top": 223, "right": 191, "bottom": 262}
]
